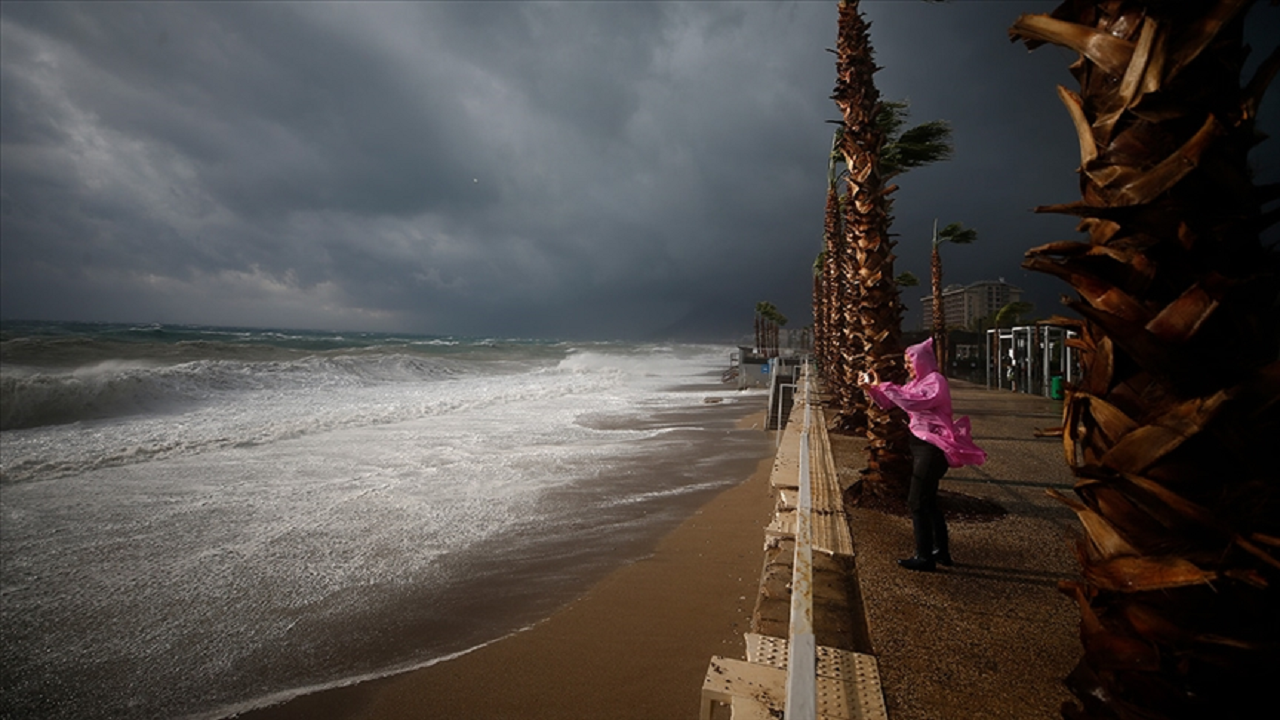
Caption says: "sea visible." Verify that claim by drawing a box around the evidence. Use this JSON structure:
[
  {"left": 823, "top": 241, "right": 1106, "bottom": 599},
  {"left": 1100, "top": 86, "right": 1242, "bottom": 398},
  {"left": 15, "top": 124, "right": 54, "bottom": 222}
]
[{"left": 0, "top": 320, "right": 771, "bottom": 720}]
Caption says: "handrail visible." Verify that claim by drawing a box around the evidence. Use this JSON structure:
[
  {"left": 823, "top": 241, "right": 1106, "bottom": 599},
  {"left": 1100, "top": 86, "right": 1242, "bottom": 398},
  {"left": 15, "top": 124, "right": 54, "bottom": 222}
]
[{"left": 784, "top": 360, "right": 816, "bottom": 720}]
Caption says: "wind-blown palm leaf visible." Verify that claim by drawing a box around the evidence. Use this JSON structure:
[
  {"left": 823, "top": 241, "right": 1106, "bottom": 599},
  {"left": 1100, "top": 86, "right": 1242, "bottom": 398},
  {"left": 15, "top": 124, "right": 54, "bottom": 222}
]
[
  {"left": 882, "top": 120, "right": 954, "bottom": 179},
  {"left": 993, "top": 301, "right": 1034, "bottom": 328},
  {"left": 937, "top": 221, "right": 976, "bottom": 245}
]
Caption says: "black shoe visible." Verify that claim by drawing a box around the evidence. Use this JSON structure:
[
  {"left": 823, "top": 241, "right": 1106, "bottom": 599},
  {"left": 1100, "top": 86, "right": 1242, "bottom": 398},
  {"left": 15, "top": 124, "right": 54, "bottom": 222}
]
[
  {"left": 897, "top": 555, "right": 936, "bottom": 572},
  {"left": 933, "top": 549, "right": 953, "bottom": 567}
]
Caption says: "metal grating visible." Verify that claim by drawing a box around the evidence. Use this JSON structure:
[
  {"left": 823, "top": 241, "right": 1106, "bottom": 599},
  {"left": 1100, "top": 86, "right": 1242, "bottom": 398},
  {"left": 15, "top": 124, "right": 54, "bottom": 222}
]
[{"left": 743, "top": 634, "right": 889, "bottom": 720}]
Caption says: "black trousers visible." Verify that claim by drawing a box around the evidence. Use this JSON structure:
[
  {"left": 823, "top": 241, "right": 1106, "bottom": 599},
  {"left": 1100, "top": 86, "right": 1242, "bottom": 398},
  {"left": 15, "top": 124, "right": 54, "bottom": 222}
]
[{"left": 908, "top": 435, "right": 950, "bottom": 558}]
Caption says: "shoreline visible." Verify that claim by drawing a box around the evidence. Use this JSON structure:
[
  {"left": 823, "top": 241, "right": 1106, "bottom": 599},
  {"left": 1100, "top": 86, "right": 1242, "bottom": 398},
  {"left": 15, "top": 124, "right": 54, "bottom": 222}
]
[{"left": 232, "top": 410, "right": 775, "bottom": 720}]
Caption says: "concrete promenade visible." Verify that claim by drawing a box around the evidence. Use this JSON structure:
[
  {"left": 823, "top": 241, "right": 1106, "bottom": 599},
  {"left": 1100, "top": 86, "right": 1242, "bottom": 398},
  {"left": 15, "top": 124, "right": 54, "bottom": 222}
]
[{"left": 833, "top": 381, "right": 1082, "bottom": 719}]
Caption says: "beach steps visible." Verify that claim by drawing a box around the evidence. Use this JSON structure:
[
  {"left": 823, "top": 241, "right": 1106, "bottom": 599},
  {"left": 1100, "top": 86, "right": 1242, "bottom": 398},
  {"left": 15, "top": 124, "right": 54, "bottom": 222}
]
[
  {"left": 701, "top": 635, "right": 888, "bottom": 720},
  {"left": 702, "top": 381, "right": 886, "bottom": 719}
]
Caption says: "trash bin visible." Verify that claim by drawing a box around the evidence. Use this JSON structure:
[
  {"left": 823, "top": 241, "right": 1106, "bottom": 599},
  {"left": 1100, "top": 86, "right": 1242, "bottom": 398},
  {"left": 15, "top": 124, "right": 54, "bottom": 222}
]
[{"left": 1050, "top": 375, "right": 1065, "bottom": 400}]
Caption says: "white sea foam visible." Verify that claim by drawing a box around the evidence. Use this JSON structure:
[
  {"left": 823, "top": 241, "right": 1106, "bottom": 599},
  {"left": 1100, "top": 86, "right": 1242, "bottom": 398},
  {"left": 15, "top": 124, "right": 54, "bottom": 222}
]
[{"left": 0, "top": 330, "right": 767, "bottom": 720}]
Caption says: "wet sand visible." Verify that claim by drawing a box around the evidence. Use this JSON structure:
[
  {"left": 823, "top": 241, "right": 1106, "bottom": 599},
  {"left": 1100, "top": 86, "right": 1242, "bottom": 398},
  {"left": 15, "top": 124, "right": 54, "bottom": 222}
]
[{"left": 234, "top": 411, "right": 776, "bottom": 720}]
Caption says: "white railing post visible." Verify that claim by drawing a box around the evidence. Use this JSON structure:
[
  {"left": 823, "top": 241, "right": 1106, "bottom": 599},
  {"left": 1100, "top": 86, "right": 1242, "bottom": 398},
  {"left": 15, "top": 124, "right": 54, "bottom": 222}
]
[{"left": 785, "top": 364, "right": 816, "bottom": 720}]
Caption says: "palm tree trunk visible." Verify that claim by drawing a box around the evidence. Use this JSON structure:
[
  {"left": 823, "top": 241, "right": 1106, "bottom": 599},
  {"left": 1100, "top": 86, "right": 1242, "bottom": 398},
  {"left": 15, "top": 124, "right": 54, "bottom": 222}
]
[
  {"left": 834, "top": 0, "right": 911, "bottom": 498},
  {"left": 931, "top": 237, "right": 946, "bottom": 373},
  {"left": 813, "top": 251, "right": 826, "bottom": 370},
  {"left": 1012, "top": 2, "right": 1280, "bottom": 717},
  {"left": 820, "top": 182, "right": 853, "bottom": 424},
  {"left": 821, "top": 184, "right": 840, "bottom": 386}
]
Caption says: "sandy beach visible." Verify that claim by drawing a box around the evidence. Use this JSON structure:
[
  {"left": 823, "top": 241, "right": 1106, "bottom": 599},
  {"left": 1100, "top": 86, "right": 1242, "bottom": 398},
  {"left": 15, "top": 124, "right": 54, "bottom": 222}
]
[{"left": 235, "top": 411, "right": 776, "bottom": 720}]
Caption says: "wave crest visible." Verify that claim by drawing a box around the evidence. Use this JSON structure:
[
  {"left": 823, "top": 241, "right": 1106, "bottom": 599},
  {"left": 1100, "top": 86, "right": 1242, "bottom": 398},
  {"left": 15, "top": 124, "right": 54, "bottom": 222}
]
[{"left": 0, "top": 354, "right": 462, "bottom": 431}]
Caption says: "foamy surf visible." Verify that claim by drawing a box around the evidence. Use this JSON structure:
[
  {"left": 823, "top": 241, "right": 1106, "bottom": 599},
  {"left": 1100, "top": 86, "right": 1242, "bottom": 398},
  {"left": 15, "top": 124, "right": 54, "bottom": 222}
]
[{"left": 0, "top": 321, "right": 769, "bottom": 720}]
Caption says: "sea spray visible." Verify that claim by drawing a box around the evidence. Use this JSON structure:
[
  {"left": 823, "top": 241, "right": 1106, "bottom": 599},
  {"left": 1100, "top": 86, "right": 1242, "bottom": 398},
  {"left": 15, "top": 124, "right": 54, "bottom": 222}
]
[{"left": 0, "top": 321, "right": 770, "bottom": 720}]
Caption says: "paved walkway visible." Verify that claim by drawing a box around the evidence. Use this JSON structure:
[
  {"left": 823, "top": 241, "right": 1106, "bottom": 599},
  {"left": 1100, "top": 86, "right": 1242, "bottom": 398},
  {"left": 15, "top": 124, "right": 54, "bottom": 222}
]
[{"left": 832, "top": 381, "right": 1081, "bottom": 719}]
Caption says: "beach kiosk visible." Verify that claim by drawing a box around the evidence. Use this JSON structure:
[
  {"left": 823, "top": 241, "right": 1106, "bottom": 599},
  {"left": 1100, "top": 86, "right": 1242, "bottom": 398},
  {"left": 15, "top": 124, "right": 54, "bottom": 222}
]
[{"left": 729, "top": 346, "right": 771, "bottom": 390}]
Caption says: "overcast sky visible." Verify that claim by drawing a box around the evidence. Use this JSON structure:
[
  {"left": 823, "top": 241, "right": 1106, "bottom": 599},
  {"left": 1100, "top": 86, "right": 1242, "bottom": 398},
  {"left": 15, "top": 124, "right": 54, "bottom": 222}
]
[{"left": 2, "top": 1, "right": 1277, "bottom": 340}]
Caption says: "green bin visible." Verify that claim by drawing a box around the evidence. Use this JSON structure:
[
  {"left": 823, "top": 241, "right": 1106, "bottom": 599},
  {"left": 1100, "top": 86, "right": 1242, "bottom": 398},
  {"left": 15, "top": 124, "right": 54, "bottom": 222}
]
[{"left": 1050, "top": 376, "right": 1065, "bottom": 400}]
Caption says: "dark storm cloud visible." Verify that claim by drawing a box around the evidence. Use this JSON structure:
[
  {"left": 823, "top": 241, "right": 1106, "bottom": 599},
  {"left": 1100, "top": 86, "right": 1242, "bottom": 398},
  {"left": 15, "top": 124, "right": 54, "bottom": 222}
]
[{"left": 1, "top": 1, "right": 1276, "bottom": 339}]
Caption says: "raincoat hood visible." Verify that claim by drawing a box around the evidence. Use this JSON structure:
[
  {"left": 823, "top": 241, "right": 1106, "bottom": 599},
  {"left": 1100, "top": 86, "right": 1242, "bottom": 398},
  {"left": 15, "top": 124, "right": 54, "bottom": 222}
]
[{"left": 905, "top": 338, "right": 939, "bottom": 379}]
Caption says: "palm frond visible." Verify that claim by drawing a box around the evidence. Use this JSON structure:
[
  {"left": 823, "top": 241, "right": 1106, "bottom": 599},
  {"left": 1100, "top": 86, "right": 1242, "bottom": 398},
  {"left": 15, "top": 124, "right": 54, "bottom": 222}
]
[
  {"left": 875, "top": 100, "right": 910, "bottom": 142},
  {"left": 937, "top": 221, "right": 977, "bottom": 245},
  {"left": 883, "top": 120, "right": 954, "bottom": 178},
  {"left": 827, "top": 127, "right": 845, "bottom": 189}
]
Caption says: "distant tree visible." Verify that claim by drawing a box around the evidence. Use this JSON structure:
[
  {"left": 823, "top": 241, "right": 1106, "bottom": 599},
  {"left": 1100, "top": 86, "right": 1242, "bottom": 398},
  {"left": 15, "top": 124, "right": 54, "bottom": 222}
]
[
  {"left": 930, "top": 220, "right": 978, "bottom": 371},
  {"left": 771, "top": 308, "right": 789, "bottom": 356},
  {"left": 754, "top": 301, "right": 765, "bottom": 355},
  {"left": 992, "top": 300, "right": 1034, "bottom": 329},
  {"left": 754, "top": 301, "right": 785, "bottom": 358}
]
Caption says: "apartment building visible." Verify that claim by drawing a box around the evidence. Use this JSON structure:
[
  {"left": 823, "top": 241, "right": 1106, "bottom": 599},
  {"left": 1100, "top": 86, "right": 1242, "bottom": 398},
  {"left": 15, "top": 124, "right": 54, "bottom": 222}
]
[{"left": 919, "top": 279, "right": 1023, "bottom": 331}]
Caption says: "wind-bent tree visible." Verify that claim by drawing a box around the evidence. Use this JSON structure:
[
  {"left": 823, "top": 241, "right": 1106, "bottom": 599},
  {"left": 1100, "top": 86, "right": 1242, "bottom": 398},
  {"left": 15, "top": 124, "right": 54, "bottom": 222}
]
[
  {"left": 831, "top": 0, "right": 913, "bottom": 499},
  {"left": 754, "top": 301, "right": 767, "bottom": 356},
  {"left": 1011, "top": 3, "right": 1279, "bottom": 718},
  {"left": 772, "top": 308, "right": 788, "bottom": 357},
  {"left": 930, "top": 220, "right": 978, "bottom": 372},
  {"left": 813, "top": 250, "right": 826, "bottom": 360},
  {"left": 755, "top": 301, "right": 786, "bottom": 358},
  {"left": 992, "top": 300, "right": 1034, "bottom": 330},
  {"left": 818, "top": 128, "right": 870, "bottom": 430},
  {"left": 877, "top": 100, "right": 954, "bottom": 178},
  {"left": 818, "top": 97, "right": 954, "bottom": 436}
]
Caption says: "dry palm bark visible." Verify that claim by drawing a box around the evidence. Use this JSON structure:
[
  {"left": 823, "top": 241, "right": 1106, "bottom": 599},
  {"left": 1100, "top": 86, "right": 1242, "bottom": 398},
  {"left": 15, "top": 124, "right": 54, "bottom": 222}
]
[
  {"left": 931, "top": 238, "right": 946, "bottom": 368},
  {"left": 832, "top": 0, "right": 911, "bottom": 497},
  {"left": 818, "top": 183, "right": 842, "bottom": 398},
  {"left": 813, "top": 247, "right": 827, "bottom": 372},
  {"left": 1011, "top": 2, "right": 1280, "bottom": 717},
  {"left": 821, "top": 177, "right": 870, "bottom": 431}
]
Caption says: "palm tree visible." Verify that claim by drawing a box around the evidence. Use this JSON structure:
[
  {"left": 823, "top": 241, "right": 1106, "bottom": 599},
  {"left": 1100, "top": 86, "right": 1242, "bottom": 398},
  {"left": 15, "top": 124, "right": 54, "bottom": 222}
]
[
  {"left": 754, "top": 301, "right": 766, "bottom": 356},
  {"left": 930, "top": 220, "right": 978, "bottom": 373},
  {"left": 770, "top": 307, "right": 788, "bottom": 357},
  {"left": 877, "top": 100, "right": 954, "bottom": 179},
  {"left": 992, "top": 300, "right": 1033, "bottom": 330},
  {"left": 831, "top": 0, "right": 914, "bottom": 499},
  {"left": 1011, "top": 3, "right": 1279, "bottom": 717},
  {"left": 820, "top": 101, "right": 953, "bottom": 435},
  {"left": 754, "top": 301, "right": 786, "bottom": 359},
  {"left": 813, "top": 250, "right": 826, "bottom": 361},
  {"left": 819, "top": 127, "right": 869, "bottom": 431}
]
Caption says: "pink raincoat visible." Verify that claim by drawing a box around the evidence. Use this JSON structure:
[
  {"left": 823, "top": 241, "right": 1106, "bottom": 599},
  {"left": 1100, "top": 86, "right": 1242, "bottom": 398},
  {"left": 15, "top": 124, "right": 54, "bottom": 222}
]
[{"left": 863, "top": 338, "right": 986, "bottom": 468}]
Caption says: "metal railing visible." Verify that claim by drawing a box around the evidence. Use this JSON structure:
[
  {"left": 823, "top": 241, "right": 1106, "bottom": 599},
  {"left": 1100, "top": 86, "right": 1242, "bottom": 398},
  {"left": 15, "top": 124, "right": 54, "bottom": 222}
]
[{"left": 784, "top": 362, "right": 816, "bottom": 720}]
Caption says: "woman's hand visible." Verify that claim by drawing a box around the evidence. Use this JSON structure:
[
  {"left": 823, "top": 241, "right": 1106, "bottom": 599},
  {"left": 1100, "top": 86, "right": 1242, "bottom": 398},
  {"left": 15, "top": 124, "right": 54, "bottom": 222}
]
[{"left": 858, "top": 369, "right": 879, "bottom": 387}]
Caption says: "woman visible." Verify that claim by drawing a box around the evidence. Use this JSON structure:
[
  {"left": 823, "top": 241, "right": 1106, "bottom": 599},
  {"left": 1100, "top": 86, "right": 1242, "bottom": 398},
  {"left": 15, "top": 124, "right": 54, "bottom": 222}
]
[{"left": 860, "top": 338, "right": 986, "bottom": 571}]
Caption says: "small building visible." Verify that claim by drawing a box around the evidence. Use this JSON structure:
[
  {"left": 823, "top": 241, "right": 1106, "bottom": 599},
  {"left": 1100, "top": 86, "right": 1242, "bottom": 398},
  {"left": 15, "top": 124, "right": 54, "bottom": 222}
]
[{"left": 726, "top": 347, "right": 771, "bottom": 389}]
